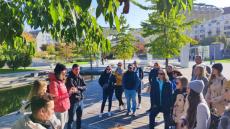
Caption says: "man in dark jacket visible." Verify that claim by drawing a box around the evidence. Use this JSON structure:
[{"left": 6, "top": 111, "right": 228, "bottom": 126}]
[
  {"left": 66, "top": 64, "right": 86, "bottom": 129},
  {"left": 122, "top": 64, "right": 140, "bottom": 116},
  {"left": 133, "top": 61, "right": 144, "bottom": 109}
]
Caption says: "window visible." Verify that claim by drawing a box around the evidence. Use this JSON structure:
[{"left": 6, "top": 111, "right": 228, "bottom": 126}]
[{"left": 224, "top": 26, "right": 230, "bottom": 30}]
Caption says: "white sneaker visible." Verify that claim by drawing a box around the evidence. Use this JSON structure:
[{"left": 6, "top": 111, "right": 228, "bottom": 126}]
[
  {"left": 137, "top": 104, "right": 142, "bottom": 109},
  {"left": 99, "top": 113, "right": 103, "bottom": 118},
  {"left": 107, "top": 112, "right": 112, "bottom": 117}
]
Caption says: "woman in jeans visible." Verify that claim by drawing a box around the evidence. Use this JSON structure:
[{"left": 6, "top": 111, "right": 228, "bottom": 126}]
[{"left": 98, "top": 65, "right": 116, "bottom": 118}]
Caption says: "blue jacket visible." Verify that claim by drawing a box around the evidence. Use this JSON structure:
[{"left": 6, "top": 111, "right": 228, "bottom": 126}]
[
  {"left": 122, "top": 71, "right": 140, "bottom": 90},
  {"left": 150, "top": 78, "right": 173, "bottom": 113}
]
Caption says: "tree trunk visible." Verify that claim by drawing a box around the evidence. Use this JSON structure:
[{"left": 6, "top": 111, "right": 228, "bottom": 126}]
[
  {"left": 123, "top": 59, "right": 126, "bottom": 69},
  {"left": 165, "top": 58, "right": 168, "bottom": 69}
]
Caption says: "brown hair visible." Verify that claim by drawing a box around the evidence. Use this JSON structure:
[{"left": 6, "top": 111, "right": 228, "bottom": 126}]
[
  {"left": 28, "top": 80, "right": 47, "bottom": 100},
  {"left": 195, "top": 65, "right": 205, "bottom": 78},
  {"left": 176, "top": 76, "right": 188, "bottom": 89},
  {"left": 31, "top": 94, "right": 54, "bottom": 114}
]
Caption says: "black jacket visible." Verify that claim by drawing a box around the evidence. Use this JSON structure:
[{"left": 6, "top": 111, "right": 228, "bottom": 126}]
[
  {"left": 98, "top": 72, "right": 116, "bottom": 90},
  {"left": 66, "top": 71, "right": 86, "bottom": 103},
  {"left": 134, "top": 67, "right": 144, "bottom": 80},
  {"left": 149, "top": 68, "right": 159, "bottom": 85},
  {"left": 150, "top": 78, "right": 173, "bottom": 113},
  {"left": 122, "top": 71, "right": 140, "bottom": 90}
]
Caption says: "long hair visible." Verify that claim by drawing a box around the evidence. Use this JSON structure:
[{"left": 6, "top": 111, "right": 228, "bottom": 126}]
[
  {"left": 195, "top": 65, "right": 205, "bottom": 79},
  {"left": 158, "top": 69, "right": 169, "bottom": 82},
  {"left": 186, "top": 90, "right": 202, "bottom": 128},
  {"left": 176, "top": 76, "right": 188, "bottom": 90},
  {"left": 28, "top": 80, "right": 47, "bottom": 100}
]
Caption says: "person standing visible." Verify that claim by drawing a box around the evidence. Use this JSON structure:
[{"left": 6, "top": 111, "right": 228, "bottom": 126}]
[
  {"left": 114, "top": 62, "right": 125, "bottom": 110},
  {"left": 12, "top": 94, "right": 56, "bottom": 129},
  {"left": 205, "top": 63, "right": 227, "bottom": 117},
  {"left": 179, "top": 80, "right": 211, "bottom": 129},
  {"left": 192, "top": 65, "right": 209, "bottom": 96},
  {"left": 147, "top": 62, "right": 160, "bottom": 113},
  {"left": 172, "top": 76, "right": 188, "bottom": 128},
  {"left": 149, "top": 69, "right": 172, "bottom": 129},
  {"left": 99, "top": 65, "right": 116, "bottom": 117},
  {"left": 49, "top": 63, "right": 73, "bottom": 129},
  {"left": 122, "top": 64, "right": 140, "bottom": 116},
  {"left": 133, "top": 61, "right": 144, "bottom": 109},
  {"left": 66, "top": 64, "right": 87, "bottom": 129},
  {"left": 166, "top": 65, "right": 174, "bottom": 82}
]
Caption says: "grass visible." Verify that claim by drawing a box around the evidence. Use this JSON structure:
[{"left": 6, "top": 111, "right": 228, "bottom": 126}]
[
  {"left": 65, "top": 61, "right": 89, "bottom": 67},
  {"left": 215, "top": 59, "right": 230, "bottom": 63},
  {"left": 0, "top": 68, "right": 38, "bottom": 74}
]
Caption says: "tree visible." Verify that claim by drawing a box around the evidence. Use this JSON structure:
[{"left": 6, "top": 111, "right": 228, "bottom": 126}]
[
  {"left": 142, "top": 7, "right": 197, "bottom": 67},
  {"left": 113, "top": 15, "right": 136, "bottom": 69},
  {"left": 55, "top": 43, "right": 76, "bottom": 63},
  {"left": 3, "top": 37, "right": 35, "bottom": 70},
  {"left": 0, "top": 45, "right": 6, "bottom": 68}
]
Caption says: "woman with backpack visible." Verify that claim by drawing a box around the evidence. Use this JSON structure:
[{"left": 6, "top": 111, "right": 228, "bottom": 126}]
[
  {"left": 205, "top": 63, "right": 227, "bottom": 116},
  {"left": 171, "top": 76, "right": 188, "bottom": 127},
  {"left": 179, "top": 80, "right": 211, "bottom": 129},
  {"left": 98, "top": 65, "right": 116, "bottom": 118}
]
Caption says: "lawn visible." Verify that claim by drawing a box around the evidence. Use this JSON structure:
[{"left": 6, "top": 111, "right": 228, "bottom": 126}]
[
  {"left": 215, "top": 59, "right": 230, "bottom": 63},
  {"left": 65, "top": 61, "right": 89, "bottom": 67},
  {"left": 0, "top": 68, "right": 38, "bottom": 74}
]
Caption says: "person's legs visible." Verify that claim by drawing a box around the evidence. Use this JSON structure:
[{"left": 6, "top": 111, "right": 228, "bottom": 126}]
[
  {"left": 100, "top": 89, "right": 108, "bottom": 113},
  {"left": 149, "top": 108, "right": 160, "bottom": 129},
  {"left": 163, "top": 112, "right": 170, "bottom": 129},
  {"left": 115, "top": 86, "right": 120, "bottom": 105},
  {"left": 76, "top": 105, "right": 83, "bottom": 129},
  {"left": 117, "top": 86, "right": 124, "bottom": 106},
  {"left": 67, "top": 103, "right": 75, "bottom": 129},
  {"left": 55, "top": 111, "right": 68, "bottom": 129},
  {"left": 108, "top": 89, "right": 114, "bottom": 112},
  {"left": 124, "top": 90, "right": 131, "bottom": 113},
  {"left": 130, "top": 90, "right": 137, "bottom": 113},
  {"left": 137, "top": 86, "right": 141, "bottom": 106}
]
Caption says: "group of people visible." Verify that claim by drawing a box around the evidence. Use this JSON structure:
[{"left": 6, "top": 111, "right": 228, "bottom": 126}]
[
  {"left": 98, "top": 61, "right": 144, "bottom": 117},
  {"left": 13, "top": 63, "right": 86, "bottom": 129},
  {"left": 11, "top": 56, "right": 230, "bottom": 129},
  {"left": 148, "top": 56, "right": 230, "bottom": 129}
]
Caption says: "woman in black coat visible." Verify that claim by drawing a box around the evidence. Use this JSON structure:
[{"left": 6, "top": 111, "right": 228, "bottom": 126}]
[
  {"left": 149, "top": 69, "right": 173, "bottom": 129},
  {"left": 98, "top": 65, "right": 116, "bottom": 118}
]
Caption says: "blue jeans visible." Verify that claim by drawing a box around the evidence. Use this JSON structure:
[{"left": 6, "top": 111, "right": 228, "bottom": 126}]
[{"left": 124, "top": 89, "right": 136, "bottom": 113}]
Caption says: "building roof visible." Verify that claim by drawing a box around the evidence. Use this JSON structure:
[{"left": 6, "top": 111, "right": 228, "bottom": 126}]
[{"left": 223, "top": 7, "right": 230, "bottom": 14}]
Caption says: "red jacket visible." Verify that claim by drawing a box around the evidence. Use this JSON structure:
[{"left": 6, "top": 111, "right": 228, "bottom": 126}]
[{"left": 49, "top": 73, "right": 70, "bottom": 112}]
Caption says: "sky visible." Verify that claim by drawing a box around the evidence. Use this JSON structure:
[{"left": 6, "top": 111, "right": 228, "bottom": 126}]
[
  {"left": 25, "top": 0, "right": 230, "bottom": 31},
  {"left": 95, "top": 0, "right": 230, "bottom": 28}
]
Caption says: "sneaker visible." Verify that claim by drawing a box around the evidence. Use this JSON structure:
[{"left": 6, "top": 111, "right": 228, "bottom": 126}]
[
  {"left": 99, "top": 113, "right": 103, "bottom": 118},
  {"left": 137, "top": 104, "right": 142, "bottom": 109},
  {"left": 132, "top": 112, "right": 136, "bottom": 116},
  {"left": 107, "top": 112, "right": 112, "bottom": 117},
  {"left": 126, "top": 112, "right": 130, "bottom": 116}
]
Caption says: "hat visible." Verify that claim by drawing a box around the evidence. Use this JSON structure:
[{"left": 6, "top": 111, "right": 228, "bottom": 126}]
[
  {"left": 54, "top": 63, "right": 66, "bottom": 74},
  {"left": 212, "top": 63, "right": 223, "bottom": 73},
  {"left": 189, "top": 80, "right": 204, "bottom": 94}
]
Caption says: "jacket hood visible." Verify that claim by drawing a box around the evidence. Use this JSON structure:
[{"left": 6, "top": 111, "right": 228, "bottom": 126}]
[{"left": 48, "top": 73, "right": 57, "bottom": 81}]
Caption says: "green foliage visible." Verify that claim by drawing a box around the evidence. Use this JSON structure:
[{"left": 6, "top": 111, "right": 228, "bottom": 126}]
[
  {"left": 3, "top": 37, "right": 35, "bottom": 70},
  {"left": 199, "top": 36, "right": 229, "bottom": 49},
  {"left": 142, "top": 7, "right": 197, "bottom": 59},
  {"left": 0, "top": 1, "right": 24, "bottom": 46},
  {"left": 0, "top": 45, "right": 6, "bottom": 68},
  {"left": 113, "top": 15, "right": 136, "bottom": 60}
]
